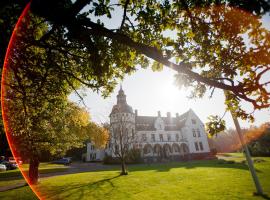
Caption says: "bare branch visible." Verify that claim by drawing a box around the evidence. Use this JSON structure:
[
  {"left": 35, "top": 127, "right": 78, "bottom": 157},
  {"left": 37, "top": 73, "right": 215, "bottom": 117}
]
[{"left": 119, "top": 0, "right": 130, "bottom": 31}]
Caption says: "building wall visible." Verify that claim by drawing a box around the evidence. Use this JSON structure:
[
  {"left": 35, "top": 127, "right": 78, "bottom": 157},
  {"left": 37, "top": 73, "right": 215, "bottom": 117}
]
[
  {"left": 85, "top": 110, "right": 211, "bottom": 161},
  {"left": 86, "top": 143, "right": 105, "bottom": 162},
  {"left": 184, "top": 110, "right": 210, "bottom": 154},
  {"left": 109, "top": 113, "right": 136, "bottom": 157}
]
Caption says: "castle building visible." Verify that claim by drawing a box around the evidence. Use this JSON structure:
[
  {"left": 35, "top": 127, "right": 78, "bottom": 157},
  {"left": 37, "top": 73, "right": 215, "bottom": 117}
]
[{"left": 85, "top": 86, "right": 211, "bottom": 162}]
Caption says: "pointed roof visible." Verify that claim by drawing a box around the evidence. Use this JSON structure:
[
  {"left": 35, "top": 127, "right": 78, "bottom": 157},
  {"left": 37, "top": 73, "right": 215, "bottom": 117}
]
[{"left": 110, "top": 86, "right": 133, "bottom": 115}]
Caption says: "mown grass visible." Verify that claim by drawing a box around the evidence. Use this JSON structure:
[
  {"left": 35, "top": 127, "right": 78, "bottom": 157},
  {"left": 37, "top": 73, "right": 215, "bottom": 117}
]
[
  {"left": 0, "top": 163, "right": 68, "bottom": 187},
  {"left": 1, "top": 154, "right": 270, "bottom": 200}
]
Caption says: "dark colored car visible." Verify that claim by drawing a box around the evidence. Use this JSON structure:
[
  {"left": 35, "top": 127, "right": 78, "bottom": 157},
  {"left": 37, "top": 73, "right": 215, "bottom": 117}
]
[
  {"left": 0, "top": 161, "right": 18, "bottom": 170},
  {"left": 51, "top": 158, "right": 71, "bottom": 165}
]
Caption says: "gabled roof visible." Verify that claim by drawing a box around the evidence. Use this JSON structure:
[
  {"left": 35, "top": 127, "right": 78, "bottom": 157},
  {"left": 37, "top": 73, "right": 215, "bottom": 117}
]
[{"left": 135, "top": 110, "right": 190, "bottom": 131}]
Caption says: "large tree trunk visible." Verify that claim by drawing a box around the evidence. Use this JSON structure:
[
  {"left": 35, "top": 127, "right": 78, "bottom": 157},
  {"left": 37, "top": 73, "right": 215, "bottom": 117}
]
[
  {"left": 120, "top": 159, "right": 128, "bottom": 175},
  {"left": 28, "top": 156, "right": 39, "bottom": 185}
]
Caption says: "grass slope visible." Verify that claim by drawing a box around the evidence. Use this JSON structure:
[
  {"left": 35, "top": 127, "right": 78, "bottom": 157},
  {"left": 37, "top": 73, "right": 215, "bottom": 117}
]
[{"left": 1, "top": 155, "right": 270, "bottom": 200}]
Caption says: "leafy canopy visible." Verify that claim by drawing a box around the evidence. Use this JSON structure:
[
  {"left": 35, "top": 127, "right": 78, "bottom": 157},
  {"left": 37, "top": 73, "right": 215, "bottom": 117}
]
[{"left": 27, "top": 0, "right": 270, "bottom": 121}]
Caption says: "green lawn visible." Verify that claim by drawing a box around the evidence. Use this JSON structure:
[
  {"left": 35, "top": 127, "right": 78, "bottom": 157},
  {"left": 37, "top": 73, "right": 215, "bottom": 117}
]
[
  {"left": 0, "top": 163, "right": 68, "bottom": 187},
  {"left": 1, "top": 155, "right": 270, "bottom": 200}
]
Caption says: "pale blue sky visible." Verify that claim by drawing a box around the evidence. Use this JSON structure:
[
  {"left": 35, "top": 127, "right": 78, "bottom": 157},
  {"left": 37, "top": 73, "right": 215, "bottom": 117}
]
[{"left": 70, "top": 5, "right": 270, "bottom": 129}]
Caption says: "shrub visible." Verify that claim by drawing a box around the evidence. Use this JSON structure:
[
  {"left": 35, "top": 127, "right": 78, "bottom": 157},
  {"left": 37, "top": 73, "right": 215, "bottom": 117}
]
[{"left": 103, "top": 149, "right": 142, "bottom": 164}]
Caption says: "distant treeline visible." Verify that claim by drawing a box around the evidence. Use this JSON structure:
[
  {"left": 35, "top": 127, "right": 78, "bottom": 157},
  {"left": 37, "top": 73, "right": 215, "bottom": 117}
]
[{"left": 209, "top": 123, "right": 270, "bottom": 156}]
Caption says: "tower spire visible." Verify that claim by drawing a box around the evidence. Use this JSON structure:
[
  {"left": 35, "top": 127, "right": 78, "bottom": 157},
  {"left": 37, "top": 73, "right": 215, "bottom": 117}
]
[{"left": 117, "top": 84, "right": 126, "bottom": 105}]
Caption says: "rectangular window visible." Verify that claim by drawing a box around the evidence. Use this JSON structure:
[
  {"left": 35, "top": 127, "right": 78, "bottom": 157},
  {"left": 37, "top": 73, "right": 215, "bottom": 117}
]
[
  {"left": 142, "top": 134, "right": 147, "bottom": 142},
  {"left": 151, "top": 134, "right": 155, "bottom": 142},
  {"left": 192, "top": 129, "right": 196, "bottom": 137},
  {"left": 197, "top": 129, "right": 201, "bottom": 137},
  {"left": 199, "top": 142, "right": 204, "bottom": 150},
  {"left": 176, "top": 134, "right": 179, "bottom": 141},
  {"left": 194, "top": 142, "right": 199, "bottom": 151},
  {"left": 159, "top": 134, "right": 163, "bottom": 141},
  {"left": 167, "top": 134, "right": 171, "bottom": 141},
  {"left": 192, "top": 119, "right": 196, "bottom": 124}
]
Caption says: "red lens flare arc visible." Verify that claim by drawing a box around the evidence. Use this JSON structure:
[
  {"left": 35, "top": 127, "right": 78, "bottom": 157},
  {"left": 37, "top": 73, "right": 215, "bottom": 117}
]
[
  {"left": 1, "top": 2, "right": 43, "bottom": 200},
  {"left": 0, "top": 2, "right": 269, "bottom": 200}
]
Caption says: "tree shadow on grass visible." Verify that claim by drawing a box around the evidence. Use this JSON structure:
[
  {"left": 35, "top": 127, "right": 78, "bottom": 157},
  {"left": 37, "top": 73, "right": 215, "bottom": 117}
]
[
  {"left": 41, "top": 174, "right": 121, "bottom": 200},
  {"left": 127, "top": 159, "right": 263, "bottom": 173}
]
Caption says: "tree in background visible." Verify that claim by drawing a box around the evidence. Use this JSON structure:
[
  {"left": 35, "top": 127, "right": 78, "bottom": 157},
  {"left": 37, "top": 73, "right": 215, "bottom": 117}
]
[
  {"left": 209, "top": 123, "right": 270, "bottom": 154},
  {"left": 110, "top": 115, "right": 137, "bottom": 175},
  {"left": 246, "top": 124, "right": 270, "bottom": 156},
  {"left": 2, "top": 10, "right": 108, "bottom": 184},
  {"left": 87, "top": 122, "right": 109, "bottom": 149}
]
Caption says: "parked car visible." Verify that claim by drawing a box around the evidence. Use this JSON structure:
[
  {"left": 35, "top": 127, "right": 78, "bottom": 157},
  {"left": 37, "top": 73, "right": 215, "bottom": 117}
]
[
  {"left": 0, "top": 164, "right": 7, "bottom": 172},
  {"left": 0, "top": 161, "right": 18, "bottom": 170},
  {"left": 63, "top": 157, "right": 72, "bottom": 163},
  {"left": 51, "top": 158, "right": 71, "bottom": 165},
  {"left": 8, "top": 157, "right": 23, "bottom": 165}
]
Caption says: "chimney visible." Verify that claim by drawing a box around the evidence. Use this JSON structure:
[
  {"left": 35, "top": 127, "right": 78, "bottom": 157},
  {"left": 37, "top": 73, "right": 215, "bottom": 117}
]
[
  {"left": 176, "top": 113, "right": 179, "bottom": 118},
  {"left": 167, "top": 112, "right": 171, "bottom": 119},
  {"left": 158, "top": 111, "right": 161, "bottom": 117},
  {"left": 135, "top": 109, "right": 138, "bottom": 116}
]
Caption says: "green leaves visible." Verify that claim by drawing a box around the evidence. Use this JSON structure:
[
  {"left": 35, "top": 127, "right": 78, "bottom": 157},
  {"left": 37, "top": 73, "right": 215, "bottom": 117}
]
[
  {"left": 151, "top": 60, "right": 163, "bottom": 71},
  {"left": 206, "top": 115, "right": 226, "bottom": 138}
]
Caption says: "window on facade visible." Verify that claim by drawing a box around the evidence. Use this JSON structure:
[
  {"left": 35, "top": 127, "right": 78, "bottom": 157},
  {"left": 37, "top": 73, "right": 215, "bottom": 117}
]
[
  {"left": 192, "top": 119, "right": 196, "bottom": 124},
  {"left": 176, "top": 134, "right": 179, "bottom": 141},
  {"left": 142, "top": 134, "right": 147, "bottom": 142},
  {"left": 159, "top": 134, "right": 163, "bottom": 141},
  {"left": 199, "top": 142, "right": 204, "bottom": 150},
  {"left": 192, "top": 129, "right": 196, "bottom": 137},
  {"left": 194, "top": 142, "right": 199, "bottom": 151},
  {"left": 151, "top": 134, "right": 155, "bottom": 142},
  {"left": 174, "top": 145, "right": 179, "bottom": 152},
  {"left": 197, "top": 129, "right": 201, "bottom": 137},
  {"left": 167, "top": 134, "right": 171, "bottom": 141}
]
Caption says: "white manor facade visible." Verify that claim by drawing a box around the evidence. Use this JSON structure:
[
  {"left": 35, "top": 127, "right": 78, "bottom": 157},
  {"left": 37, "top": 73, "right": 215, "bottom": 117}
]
[{"left": 85, "top": 87, "right": 211, "bottom": 162}]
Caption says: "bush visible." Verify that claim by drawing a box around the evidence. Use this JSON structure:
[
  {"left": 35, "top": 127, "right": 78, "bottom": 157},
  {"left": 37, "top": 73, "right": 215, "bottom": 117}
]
[
  {"left": 103, "top": 149, "right": 142, "bottom": 164},
  {"left": 217, "top": 159, "right": 235, "bottom": 164},
  {"left": 126, "top": 149, "right": 142, "bottom": 164},
  {"left": 103, "top": 155, "right": 121, "bottom": 164},
  {"left": 210, "top": 148, "right": 217, "bottom": 155}
]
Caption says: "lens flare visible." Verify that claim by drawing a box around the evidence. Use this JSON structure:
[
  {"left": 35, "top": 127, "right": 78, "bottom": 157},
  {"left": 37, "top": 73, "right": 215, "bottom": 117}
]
[
  {"left": 1, "top": 2, "right": 269, "bottom": 200},
  {"left": 1, "top": 2, "right": 43, "bottom": 200}
]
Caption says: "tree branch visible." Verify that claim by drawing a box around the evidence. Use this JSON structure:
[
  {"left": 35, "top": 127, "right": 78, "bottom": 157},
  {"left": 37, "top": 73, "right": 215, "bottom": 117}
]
[{"left": 119, "top": 0, "right": 130, "bottom": 31}]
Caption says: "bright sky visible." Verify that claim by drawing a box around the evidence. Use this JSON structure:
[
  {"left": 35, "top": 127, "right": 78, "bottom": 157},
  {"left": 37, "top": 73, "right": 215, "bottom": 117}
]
[
  {"left": 70, "top": 5, "right": 270, "bottom": 129},
  {"left": 69, "top": 66, "right": 270, "bottom": 129}
]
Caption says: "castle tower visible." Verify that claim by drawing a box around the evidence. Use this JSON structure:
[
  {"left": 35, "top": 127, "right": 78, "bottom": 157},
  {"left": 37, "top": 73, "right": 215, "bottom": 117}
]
[{"left": 109, "top": 86, "right": 136, "bottom": 157}]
